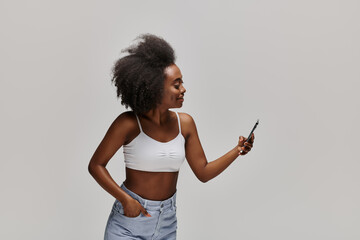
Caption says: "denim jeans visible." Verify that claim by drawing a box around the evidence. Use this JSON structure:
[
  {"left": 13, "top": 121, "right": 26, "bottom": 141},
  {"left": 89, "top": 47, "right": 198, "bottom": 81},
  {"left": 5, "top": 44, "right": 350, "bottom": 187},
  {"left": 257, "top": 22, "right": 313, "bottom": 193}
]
[{"left": 104, "top": 182, "right": 177, "bottom": 240}]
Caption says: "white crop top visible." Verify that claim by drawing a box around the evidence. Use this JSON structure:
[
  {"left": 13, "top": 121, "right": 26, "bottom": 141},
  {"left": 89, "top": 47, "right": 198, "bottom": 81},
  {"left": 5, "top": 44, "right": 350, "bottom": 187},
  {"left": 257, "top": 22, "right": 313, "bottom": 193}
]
[{"left": 123, "top": 111, "right": 186, "bottom": 172}]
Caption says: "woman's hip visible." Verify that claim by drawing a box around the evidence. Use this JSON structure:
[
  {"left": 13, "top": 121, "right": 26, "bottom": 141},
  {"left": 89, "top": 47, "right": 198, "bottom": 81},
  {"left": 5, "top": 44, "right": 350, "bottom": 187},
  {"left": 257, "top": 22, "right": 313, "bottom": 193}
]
[{"left": 104, "top": 182, "right": 177, "bottom": 240}]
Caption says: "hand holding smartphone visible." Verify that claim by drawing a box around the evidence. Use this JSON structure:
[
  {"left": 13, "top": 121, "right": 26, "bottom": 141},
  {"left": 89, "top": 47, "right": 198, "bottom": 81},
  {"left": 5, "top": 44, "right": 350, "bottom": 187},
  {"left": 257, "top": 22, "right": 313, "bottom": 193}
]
[{"left": 239, "top": 119, "right": 259, "bottom": 154}]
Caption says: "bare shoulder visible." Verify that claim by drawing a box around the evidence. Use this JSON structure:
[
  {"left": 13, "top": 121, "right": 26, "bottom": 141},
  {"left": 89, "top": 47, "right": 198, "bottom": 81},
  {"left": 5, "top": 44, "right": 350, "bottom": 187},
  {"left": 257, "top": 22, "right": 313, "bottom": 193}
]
[
  {"left": 177, "top": 112, "right": 197, "bottom": 139},
  {"left": 113, "top": 110, "right": 134, "bottom": 125},
  {"left": 177, "top": 112, "right": 195, "bottom": 124},
  {"left": 111, "top": 111, "right": 138, "bottom": 133},
  {"left": 109, "top": 110, "right": 142, "bottom": 145}
]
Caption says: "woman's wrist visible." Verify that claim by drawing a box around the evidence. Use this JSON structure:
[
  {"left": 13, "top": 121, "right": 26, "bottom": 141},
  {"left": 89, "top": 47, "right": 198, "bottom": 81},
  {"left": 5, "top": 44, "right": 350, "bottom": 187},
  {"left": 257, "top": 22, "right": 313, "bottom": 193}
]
[{"left": 234, "top": 145, "right": 242, "bottom": 156}]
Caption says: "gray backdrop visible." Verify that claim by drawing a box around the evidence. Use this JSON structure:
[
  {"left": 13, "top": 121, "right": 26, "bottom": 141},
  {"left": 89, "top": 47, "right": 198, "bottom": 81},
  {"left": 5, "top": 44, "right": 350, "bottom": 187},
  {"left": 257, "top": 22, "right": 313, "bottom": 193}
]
[{"left": 1, "top": 0, "right": 359, "bottom": 239}]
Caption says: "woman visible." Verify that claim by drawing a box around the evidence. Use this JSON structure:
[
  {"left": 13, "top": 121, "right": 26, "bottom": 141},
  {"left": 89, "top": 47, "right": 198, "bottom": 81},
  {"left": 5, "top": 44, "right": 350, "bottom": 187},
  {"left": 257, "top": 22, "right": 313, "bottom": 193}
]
[{"left": 88, "top": 34, "right": 254, "bottom": 240}]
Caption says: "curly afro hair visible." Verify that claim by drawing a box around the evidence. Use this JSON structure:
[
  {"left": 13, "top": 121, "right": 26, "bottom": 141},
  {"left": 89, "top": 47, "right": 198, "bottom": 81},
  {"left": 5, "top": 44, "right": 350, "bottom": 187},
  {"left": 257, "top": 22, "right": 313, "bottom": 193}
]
[{"left": 111, "top": 34, "right": 176, "bottom": 115}]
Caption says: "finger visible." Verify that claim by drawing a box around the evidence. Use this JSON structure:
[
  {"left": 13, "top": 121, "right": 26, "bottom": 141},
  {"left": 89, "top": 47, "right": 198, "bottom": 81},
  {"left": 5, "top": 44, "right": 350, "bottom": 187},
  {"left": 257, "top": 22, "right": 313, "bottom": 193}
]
[
  {"left": 141, "top": 207, "right": 151, "bottom": 217},
  {"left": 238, "top": 136, "right": 245, "bottom": 146},
  {"left": 250, "top": 133, "right": 255, "bottom": 143},
  {"left": 244, "top": 142, "right": 253, "bottom": 147},
  {"left": 244, "top": 146, "right": 252, "bottom": 151},
  {"left": 243, "top": 145, "right": 252, "bottom": 151}
]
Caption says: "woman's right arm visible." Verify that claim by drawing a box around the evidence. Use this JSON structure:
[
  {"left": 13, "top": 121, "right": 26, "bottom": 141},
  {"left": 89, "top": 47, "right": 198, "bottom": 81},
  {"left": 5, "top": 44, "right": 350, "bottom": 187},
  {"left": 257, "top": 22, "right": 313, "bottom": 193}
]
[
  {"left": 88, "top": 112, "right": 133, "bottom": 204},
  {"left": 88, "top": 112, "right": 151, "bottom": 217}
]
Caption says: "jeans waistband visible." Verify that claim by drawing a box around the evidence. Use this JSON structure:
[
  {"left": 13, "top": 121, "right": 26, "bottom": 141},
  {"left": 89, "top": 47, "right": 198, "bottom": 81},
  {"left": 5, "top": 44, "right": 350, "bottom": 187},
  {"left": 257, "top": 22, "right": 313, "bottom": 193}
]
[{"left": 120, "top": 182, "right": 177, "bottom": 211}]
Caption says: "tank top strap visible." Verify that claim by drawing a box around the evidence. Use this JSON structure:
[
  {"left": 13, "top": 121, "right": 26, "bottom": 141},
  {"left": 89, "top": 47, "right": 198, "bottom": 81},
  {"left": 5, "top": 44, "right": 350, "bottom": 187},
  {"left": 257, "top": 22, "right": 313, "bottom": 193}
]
[
  {"left": 134, "top": 114, "right": 143, "bottom": 132},
  {"left": 175, "top": 111, "right": 181, "bottom": 132}
]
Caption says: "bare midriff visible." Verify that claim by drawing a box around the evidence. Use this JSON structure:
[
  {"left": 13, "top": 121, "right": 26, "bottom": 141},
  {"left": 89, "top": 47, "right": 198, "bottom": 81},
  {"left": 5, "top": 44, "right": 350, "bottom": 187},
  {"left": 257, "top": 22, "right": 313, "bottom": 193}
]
[{"left": 123, "top": 167, "right": 179, "bottom": 201}]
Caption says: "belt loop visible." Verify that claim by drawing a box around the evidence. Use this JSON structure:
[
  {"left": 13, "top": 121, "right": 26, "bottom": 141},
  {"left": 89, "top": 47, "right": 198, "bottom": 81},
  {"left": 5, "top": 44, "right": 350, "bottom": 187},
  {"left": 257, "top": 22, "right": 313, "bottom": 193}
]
[{"left": 144, "top": 200, "right": 147, "bottom": 209}]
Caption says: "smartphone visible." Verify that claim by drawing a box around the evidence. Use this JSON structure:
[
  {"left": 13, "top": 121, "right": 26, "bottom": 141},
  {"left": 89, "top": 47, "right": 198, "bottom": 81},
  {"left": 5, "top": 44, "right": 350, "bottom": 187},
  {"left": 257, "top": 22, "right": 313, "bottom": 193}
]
[{"left": 240, "top": 119, "right": 259, "bottom": 154}]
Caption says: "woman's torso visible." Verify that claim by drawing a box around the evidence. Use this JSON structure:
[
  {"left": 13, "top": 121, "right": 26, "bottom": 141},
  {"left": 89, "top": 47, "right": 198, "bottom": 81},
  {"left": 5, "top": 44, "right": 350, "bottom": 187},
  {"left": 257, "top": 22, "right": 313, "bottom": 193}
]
[
  {"left": 124, "top": 168, "right": 178, "bottom": 200},
  {"left": 122, "top": 111, "right": 184, "bottom": 201}
]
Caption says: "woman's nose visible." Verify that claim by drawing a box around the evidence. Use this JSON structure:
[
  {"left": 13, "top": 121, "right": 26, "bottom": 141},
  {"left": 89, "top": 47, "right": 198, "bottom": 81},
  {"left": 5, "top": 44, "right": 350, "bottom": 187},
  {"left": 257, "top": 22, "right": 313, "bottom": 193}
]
[{"left": 181, "top": 86, "right": 186, "bottom": 94}]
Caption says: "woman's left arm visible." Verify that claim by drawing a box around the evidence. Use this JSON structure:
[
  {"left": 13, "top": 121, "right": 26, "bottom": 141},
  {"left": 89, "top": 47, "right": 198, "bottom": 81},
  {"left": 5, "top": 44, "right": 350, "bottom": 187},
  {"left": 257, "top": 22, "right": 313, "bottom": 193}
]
[{"left": 181, "top": 113, "right": 254, "bottom": 183}]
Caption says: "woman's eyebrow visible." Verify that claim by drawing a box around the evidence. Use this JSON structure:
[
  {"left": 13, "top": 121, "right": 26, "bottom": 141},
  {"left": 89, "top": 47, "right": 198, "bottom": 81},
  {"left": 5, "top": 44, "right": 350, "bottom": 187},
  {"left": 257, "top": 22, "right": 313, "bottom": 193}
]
[{"left": 173, "top": 78, "right": 183, "bottom": 83}]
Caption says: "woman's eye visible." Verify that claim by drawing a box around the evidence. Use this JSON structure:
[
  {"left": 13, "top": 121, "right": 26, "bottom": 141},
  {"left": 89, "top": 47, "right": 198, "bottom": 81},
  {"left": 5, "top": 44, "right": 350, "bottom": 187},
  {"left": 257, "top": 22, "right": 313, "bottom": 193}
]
[{"left": 174, "top": 85, "right": 180, "bottom": 89}]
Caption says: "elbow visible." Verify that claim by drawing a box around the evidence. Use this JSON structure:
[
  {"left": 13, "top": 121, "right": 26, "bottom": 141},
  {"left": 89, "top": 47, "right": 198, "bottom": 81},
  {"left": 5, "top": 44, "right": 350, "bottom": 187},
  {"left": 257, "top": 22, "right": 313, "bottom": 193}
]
[
  {"left": 88, "top": 162, "right": 99, "bottom": 175},
  {"left": 198, "top": 173, "right": 209, "bottom": 183},
  {"left": 201, "top": 174, "right": 211, "bottom": 183},
  {"left": 88, "top": 162, "right": 106, "bottom": 175},
  {"left": 198, "top": 165, "right": 210, "bottom": 183},
  {"left": 88, "top": 163, "right": 94, "bottom": 175},
  {"left": 200, "top": 178, "right": 209, "bottom": 183}
]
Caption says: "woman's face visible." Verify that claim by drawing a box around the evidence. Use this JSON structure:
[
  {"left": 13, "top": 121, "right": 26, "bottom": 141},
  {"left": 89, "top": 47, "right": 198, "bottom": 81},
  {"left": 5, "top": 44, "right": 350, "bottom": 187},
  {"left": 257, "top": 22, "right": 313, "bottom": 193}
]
[{"left": 161, "top": 64, "right": 186, "bottom": 109}]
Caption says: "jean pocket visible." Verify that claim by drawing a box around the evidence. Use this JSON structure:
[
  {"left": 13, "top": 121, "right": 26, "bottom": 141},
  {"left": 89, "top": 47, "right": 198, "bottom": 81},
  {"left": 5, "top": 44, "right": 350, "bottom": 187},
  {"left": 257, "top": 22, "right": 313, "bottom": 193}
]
[{"left": 114, "top": 200, "right": 143, "bottom": 219}]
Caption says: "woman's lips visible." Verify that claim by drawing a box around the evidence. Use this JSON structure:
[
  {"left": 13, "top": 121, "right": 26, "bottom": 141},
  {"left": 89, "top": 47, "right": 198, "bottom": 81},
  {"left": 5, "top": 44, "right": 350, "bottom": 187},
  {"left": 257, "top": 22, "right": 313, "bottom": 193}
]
[{"left": 178, "top": 98, "right": 184, "bottom": 102}]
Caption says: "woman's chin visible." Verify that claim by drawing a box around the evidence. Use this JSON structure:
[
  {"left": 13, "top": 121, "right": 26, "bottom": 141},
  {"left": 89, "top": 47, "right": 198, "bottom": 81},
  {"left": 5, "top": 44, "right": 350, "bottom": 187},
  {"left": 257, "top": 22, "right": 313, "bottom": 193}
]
[{"left": 170, "top": 104, "right": 182, "bottom": 109}]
